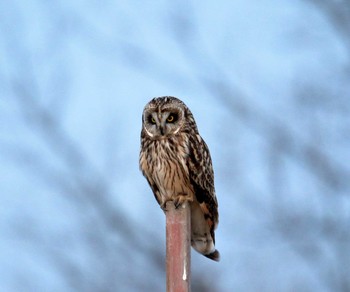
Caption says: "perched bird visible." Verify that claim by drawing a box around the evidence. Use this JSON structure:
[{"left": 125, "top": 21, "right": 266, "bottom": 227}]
[{"left": 139, "top": 96, "right": 220, "bottom": 261}]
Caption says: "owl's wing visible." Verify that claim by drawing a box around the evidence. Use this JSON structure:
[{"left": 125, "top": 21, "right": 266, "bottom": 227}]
[
  {"left": 144, "top": 176, "right": 162, "bottom": 206},
  {"left": 187, "top": 134, "right": 218, "bottom": 243}
]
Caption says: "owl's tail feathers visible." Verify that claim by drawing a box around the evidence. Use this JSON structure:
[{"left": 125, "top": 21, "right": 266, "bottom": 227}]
[{"left": 205, "top": 249, "right": 220, "bottom": 262}]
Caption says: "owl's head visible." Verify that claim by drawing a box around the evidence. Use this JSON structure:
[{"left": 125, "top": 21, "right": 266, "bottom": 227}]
[{"left": 142, "top": 96, "right": 196, "bottom": 139}]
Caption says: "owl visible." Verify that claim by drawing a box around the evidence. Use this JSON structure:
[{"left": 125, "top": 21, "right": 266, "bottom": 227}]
[{"left": 139, "top": 96, "right": 220, "bottom": 261}]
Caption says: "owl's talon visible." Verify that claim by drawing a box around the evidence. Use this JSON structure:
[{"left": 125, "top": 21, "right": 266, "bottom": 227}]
[
  {"left": 161, "top": 199, "right": 173, "bottom": 211},
  {"left": 160, "top": 203, "right": 168, "bottom": 212},
  {"left": 174, "top": 200, "right": 181, "bottom": 209},
  {"left": 174, "top": 196, "right": 192, "bottom": 209},
  {"left": 174, "top": 200, "right": 185, "bottom": 209}
]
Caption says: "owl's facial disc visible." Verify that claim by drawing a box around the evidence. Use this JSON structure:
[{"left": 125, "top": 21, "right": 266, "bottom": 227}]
[{"left": 144, "top": 109, "right": 180, "bottom": 138}]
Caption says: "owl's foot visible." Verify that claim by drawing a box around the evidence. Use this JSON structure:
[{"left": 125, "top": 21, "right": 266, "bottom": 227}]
[
  {"left": 160, "top": 196, "right": 192, "bottom": 211},
  {"left": 173, "top": 195, "right": 193, "bottom": 209},
  {"left": 160, "top": 199, "right": 172, "bottom": 212}
]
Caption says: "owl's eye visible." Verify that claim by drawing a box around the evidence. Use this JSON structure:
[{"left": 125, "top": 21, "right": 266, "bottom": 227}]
[
  {"left": 148, "top": 115, "right": 156, "bottom": 124},
  {"left": 166, "top": 113, "right": 177, "bottom": 123}
]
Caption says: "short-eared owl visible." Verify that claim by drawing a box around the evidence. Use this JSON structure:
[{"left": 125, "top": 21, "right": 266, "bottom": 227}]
[{"left": 139, "top": 96, "right": 220, "bottom": 261}]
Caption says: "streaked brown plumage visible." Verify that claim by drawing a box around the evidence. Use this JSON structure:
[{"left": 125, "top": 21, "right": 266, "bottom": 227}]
[{"left": 139, "top": 96, "right": 220, "bottom": 261}]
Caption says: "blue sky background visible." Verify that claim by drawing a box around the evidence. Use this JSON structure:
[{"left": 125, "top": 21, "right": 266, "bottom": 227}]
[{"left": 1, "top": 1, "right": 350, "bottom": 291}]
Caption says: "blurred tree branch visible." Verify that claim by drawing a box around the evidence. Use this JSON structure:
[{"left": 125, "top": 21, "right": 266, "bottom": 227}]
[{"left": 306, "top": 0, "right": 350, "bottom": 60}]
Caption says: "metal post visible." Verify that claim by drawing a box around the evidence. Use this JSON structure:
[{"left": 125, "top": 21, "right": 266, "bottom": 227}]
[{"left": 166, "top": 201, "right": 191, "bottom": 292}]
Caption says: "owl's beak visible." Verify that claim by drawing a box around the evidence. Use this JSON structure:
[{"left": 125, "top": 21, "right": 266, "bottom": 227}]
[{"left": 159, "top": 126, "right": 164, "bottom": 136}]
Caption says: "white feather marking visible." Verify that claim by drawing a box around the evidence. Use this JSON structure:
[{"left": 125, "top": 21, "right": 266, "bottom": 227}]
[
  {"left": 173, "top": 127, "right": 181, "bottom": 135},
  {"left": 144, "top": 127, "right": 154, "bottom": 137}
]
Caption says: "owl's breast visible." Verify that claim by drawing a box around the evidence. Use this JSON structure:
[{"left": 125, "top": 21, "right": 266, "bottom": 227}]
[{"left": 150, "top": 138, "right": 193, "bottom": 202}]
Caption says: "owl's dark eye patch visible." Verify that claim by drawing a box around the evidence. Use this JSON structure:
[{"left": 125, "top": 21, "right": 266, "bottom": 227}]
[
  {"left": 166, "top": 113, "right": 178, "bottom": 123},
  {"left": 148, "top": 115, "right": 156, "bottom": 124}
]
